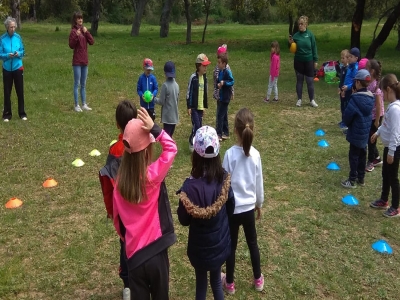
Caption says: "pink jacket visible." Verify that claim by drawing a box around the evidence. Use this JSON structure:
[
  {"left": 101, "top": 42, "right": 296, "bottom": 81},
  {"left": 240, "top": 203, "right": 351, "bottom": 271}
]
[
  {"left": 113, "top": 128, "right": 177, "bottom": 264},
  {"left": 269, "top": 53, "right": 280, "bottom": 80}
]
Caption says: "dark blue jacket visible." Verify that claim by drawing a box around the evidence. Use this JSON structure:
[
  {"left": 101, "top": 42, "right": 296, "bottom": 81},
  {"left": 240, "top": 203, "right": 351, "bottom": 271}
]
[
  {"left": 137, "top": 73, "right": 158, "bottom": 109},
  {"left": 186, "top": 72, "right": 208, "bottom": 110},
  {"left": 217, "top": 68, "right": 234, "bottom": 103},
  {"left": 343, "top": 88, "right": 374, "bottom": 148},
  {"left": 177, "top": 173, "right": 234, "bottom": 271}
]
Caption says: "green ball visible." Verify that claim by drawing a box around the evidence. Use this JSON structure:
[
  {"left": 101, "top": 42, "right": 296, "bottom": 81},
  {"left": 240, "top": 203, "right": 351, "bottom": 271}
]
[{"left": 143, "top": 90, "right": 153, "bottom": 103}]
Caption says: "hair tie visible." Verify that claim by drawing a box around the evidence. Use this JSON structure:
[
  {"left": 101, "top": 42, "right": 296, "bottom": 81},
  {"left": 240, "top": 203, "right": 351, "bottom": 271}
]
[{"left": 245, "top": 124, "right": 250, "bottom": 128}]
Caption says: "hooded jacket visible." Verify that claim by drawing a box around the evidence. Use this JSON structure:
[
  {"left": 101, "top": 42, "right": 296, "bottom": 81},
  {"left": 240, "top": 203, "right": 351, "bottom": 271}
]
[
  {"left": 343, "top": 88, "right": 374, "bottom": 148},
  {"left": 186, "top": 72, "right": 208, "bottom": 110},
  {"left": 0, "top": 31, "right": 25, "bottom": 71},
  {"left": 68, "top": 25, "right": 94, "bottom": 66},
  {"left": 137, "top": 73, "right": 159, "bottom": 109},
  {"left": 217, "top": 68, "right": 234, "bottom": 103},
  {"left": 177, "top": 173, "right": 235, "bottom": 270}
]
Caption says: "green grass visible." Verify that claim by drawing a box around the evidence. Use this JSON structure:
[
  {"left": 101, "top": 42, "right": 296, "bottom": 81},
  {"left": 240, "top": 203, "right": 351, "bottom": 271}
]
[{"left": 0, "top": 21, "right": 399, "bottom": 299}]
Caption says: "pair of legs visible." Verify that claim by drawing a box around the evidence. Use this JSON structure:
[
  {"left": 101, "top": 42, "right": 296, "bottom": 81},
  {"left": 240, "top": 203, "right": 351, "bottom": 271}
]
[
  {"left": 2, "top": 68, "right": 26, "bottom": 120},
  {"left": 294, "top": 60, "right": 315, "bottom": 103},
  {"left": 129, "top": 249, "right": 170, "bottom": 300},
  {"left": 348, "top": 143, "right": 367, "bottom": 182},
  {"left": 216, "top": 101, "right": 229, "bottom": 138},
  {"left": 225, "top": 209, "right": 261, "bottom": 284},
  {"left": 145, "top": 108, "right": 156, "bottom": 121},
  {"left": 380, "top": 147, "right": 400, "bottom": 209},
  {"left": 163, "top": 123, "right": 176, "bottom": 138},
  {"left": 119, "top": 239, "right": 129, "bottom": 288},
  {"left": 367, "top": 118, "right": 382, "bottom": 163},
  {"left": 266, "top": 75, "right": 278, "bottom": 100},
  {"left": 189, "top": 109, "right": 203, "bottom": 146},
  {"left": 73, "top": 65, "right": 88, "bottom": 107},
  {"left": 194, "top": 267, "right": 224, "bottom": 300}
]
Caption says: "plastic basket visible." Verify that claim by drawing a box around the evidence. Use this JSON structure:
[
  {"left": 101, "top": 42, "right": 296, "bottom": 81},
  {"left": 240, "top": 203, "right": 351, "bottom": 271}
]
[{"left": 324, "top": 71, "right": 338, "bottom": 84}]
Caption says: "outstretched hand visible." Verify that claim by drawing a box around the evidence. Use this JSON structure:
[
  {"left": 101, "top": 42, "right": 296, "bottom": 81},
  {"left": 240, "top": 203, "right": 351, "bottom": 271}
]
[{"left": 137, "top": 107, "right": 154, "bottom": 131}]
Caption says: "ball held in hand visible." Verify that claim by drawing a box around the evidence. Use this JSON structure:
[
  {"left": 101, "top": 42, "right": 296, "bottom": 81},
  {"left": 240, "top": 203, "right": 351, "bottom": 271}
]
[{"left": 143, "top": 90, "right": 153, "bottom": 103}]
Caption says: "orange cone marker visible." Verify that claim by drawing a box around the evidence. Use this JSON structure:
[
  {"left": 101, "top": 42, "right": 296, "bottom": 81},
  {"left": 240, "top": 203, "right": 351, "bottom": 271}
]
[
  {"left": 43, "top": 178, "right": 58, "bottom": 188},
  {"left": 5, "top": 197, "right": 23, "bottom": 209}
]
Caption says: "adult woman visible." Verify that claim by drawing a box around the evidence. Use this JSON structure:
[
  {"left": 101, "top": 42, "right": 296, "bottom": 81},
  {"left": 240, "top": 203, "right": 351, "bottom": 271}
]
[
  {"left": 1, "top": 17, "right": 26, "bottom": 122},
  {"left": 69, "top": 11, "right": 94, "bottom": 112},
  {"left": 289, "top": 16, "right": 318, "bottom": 108}
]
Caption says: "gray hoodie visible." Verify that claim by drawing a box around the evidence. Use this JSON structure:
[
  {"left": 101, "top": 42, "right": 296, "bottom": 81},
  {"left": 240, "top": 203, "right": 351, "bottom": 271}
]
[{"left": 154, "top": 78, "right": 179, "bottom": 124}]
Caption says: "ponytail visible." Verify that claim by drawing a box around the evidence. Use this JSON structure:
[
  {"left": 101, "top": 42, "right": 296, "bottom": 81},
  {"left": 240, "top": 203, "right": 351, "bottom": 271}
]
[{"left": 234, "top": 108, "right": 255, "bottom": 157}]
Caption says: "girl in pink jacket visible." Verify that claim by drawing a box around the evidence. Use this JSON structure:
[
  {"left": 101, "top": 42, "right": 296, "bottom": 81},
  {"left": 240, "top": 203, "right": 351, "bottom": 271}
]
[
  {"left": 264, "top": 41, "right": 280, "bottom": 102},
  {"left": 113, "top": 107, "right": 177, "bottom": 299}
]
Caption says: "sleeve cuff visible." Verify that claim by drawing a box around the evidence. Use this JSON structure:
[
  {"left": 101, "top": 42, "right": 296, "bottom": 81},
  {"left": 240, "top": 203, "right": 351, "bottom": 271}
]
[{"left": 150, "top": 124, "right": 162, "bottom": 139}]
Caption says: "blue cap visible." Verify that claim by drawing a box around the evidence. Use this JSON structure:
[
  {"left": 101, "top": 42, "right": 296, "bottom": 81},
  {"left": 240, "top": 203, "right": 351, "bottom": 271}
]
[
  {"left": 164, "top": 61, "right": 176, "bottom": 78},
  {"left": 350, "top": 47, "right": 360, "bottom": 58},
  {"left": 353, "top": 69, "right": 371, "bottom": 81}
]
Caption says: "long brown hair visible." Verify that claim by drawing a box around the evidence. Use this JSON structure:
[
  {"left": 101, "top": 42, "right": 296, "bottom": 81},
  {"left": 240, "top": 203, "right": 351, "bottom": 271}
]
[
  {"left": 191, "top": 151, "right": 224, "bottom": 183},
  {"left": 235, "top": 108, "right": 254, "bottom": 157},
  {"left": 271, "top": 41, "right": 280, "bottom": 55},
  {"left": 117, "top": 144, "right": 153, "bottom": 203},
  {"left": 367, "top": 59, "right": 382, "bottom": 93},
  {"left": 71, "top": 11, "right": 83, "bottom": 28},
  {"left": 381, "top": 74, "right": 400, "bottom": 99}
]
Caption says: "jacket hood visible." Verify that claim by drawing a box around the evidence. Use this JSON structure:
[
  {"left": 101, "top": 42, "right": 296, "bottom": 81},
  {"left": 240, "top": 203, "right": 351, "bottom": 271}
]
[
  {"left": 353, "top": 90, "right": 374, "bottom": 115},
  {"left": 179, "top": 174, "right": 231, "bottom": 219}
]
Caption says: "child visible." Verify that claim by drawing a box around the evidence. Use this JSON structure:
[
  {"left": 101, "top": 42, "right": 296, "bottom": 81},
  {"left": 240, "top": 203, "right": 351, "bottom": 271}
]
[
  {"left": 221, "top": 108, "right": 265, "bottom": 295},
  {"left": 177, "top": 125, "right": 235, "bottom": 300},
  {"left": 264, "top": 41, "right": 280, "bottom": 102},
  {"left": 98, "top": 99, "right": 137, "bottom": 300},
  {"left": 213, "top": 44, "right": 234, "bottom": 140},
  {"left": 187, "top": 53, "right": 211, "bottom": 152},
  {"left": 358, "top": 58, "right": 368, "bottom": 70},
  {"left": 341, "top": 69, "right": 374, "bottom": 188},
  {"left": 216, "top": 53, "right": 234, "bottom": 141},
  {"left": 365, "top": 59, "right": 384, "bottom": 172},
  {"left": 137, "top": 58, "right": 158, "bottom": 120},
  {"left": 113, "top": 107, "right": 177, "bottom": 299},
  {"left": 154, "top": 61, "right": 179, "bottom": 137},
  {"left": 370, "top": 74, "right": 400, "bottom": 217},
  {"left": 337, "top": 49, "right": 349, "bottom": 130},
  {"left": 340, "top": 47, "right": 360, "bottom": 130}
]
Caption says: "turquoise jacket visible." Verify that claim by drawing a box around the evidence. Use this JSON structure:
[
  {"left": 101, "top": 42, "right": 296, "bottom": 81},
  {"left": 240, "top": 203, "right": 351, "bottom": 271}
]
[{"left": 0, "top": 32, "right": 25, "bottom": 71}]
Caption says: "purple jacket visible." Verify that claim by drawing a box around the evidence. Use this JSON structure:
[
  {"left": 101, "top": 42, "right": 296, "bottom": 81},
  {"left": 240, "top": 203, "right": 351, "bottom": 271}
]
[{"left": 69, "top": 25, "right": 94, "bottom": 66}]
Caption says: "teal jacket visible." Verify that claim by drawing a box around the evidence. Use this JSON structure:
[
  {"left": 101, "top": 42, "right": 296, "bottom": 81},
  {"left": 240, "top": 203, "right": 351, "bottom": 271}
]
[
  {"left": 293, "top": 29, "right": 318, "bottom": 63},
  {"left": 0, "top": 32, "right": 25, "bottom": 71}
]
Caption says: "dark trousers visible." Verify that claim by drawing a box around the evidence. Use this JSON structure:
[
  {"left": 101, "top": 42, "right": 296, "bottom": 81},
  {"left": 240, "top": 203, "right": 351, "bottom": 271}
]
[
  {"left": 129, "top": 249, "right": 170, "bottom": 300},
  {"left": 2, "top": 68, "right": 26, "bottom": 119},
  {"left": 189, "top": 109, "right": 203, "bottom": 145},
  {"left": 194, "top": 267, "right": 224, "bottom": 300},
  {"left": 381, "top": 147, "right": 400, "bottom": 209},
  {"left": 340, "top": 94, "right": 348, "bottom": 122},
  {"left": 216, "top": 101, "right": 229, "bottom": 137},
  {"left": 348, "top": 143, "right": 367, "bottom": 181},
  {"left": 294, "top": 60, "right": 314, "bottom": 101},
  {"left": 119, "top": 238, "right": 129, "bottom": 288},
  {"left": 145, "top": 108, "right": 155, "bottom": 121},
  {"left": 226, "top": 209, "right": 261, "bottom": 284},
  {"left": 367, "top": 118, "right": 382, "bottom": 162},
  {"left": 163, "top": 123, "right": 176, "bottom": 138}
]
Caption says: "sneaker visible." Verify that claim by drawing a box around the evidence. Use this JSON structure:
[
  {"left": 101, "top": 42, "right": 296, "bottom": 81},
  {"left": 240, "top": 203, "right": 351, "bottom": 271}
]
[
  {"left": 296, "top": 99, "right": 302, "bottom": 107},
  {"left": 341, "top": 179, "right": 356, "bottom": 188},
  {"left": 222, "top": 134, "right": 229, "bottom": 140},
  {"left": 82, "top": 104, "right": 92, "bottom": 111},
  {"left": 263, "top": 98, "right": 269, "bottom": 103},
  {"left": 74, "top": 105, "right": 82, "bottom": 112},
  {"left": 372, "top": 157, "right": 383, "bottom": 166},
  {"left": 254, "top": 274, "right": 264, "bottom": 292},
  {"left": 370, "top": 199, "right": 389, "bottom": 209},
  {"left": 310, "top": 100, "right": 318, "bottom": 107},
  {"left": 365, "top": 162, "right": 375, "bottom": 172},
  {"left": 221, "top": 273, "right": 235, "bottom": 295},
  {"left": 3, "top": 118, "right": 9, "bottom": 122},
  {"left": 189, "top": 143, "right": 194, "bottom": 153},
  {"left": 356, "top": 178, "right": 365, "bottom": 186},
  {"left": 272, "top": 98, "right": 278, "bottom": 102},
  {"left": 342, "top": 129, "right": 348, "bottom": 135},
  {"left": 21, "top": 117, "right": 27, "bottom": 121},
  {"left": 383, "top": 207, "right": 400, "bottom": 218},
  {"left": 339, "top": 123, "right": 348, "bottom": 130},
  {"left": 218, "top": 136, "right": 223, "bottom": 142},
  {"left": 122, "top": 288, "right": 130, "bottom": 300}
]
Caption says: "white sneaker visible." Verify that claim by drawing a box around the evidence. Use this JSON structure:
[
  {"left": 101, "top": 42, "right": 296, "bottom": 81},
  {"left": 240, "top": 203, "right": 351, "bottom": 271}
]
[
  {"left": 21, "top": 117, "right": 27, "bottom": 121},
  {"left": 74, "top": 105, "right": 82, "bottom": 112},
  {"left": 82, "top": 104, "right": 92, "bottom": 111},
  {"left": 122, "top": 287, "right": 130, "bottom": 300},
  {"left": 296, "top": 99, "right": 302, "bottom": 107},
  {"left": 310, "top": 100, "right": 318, "bottom": 107},
  {"left": 3, "top": 118, "right": 9, "bottom": 122}
]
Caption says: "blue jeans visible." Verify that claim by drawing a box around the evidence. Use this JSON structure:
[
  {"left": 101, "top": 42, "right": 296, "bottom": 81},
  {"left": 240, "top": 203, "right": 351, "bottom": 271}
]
[
  {"left": 216, "top": 101, "right": 229, "bottom": 137},
  {"left": 73, "top": 65, "right": 88, "bottom": 106},
  {"left": 195, "top": 267, "right": 224, "bottom": 300},
  {"left": 189, "top": 109, "right": 203, "bottom": 145}
]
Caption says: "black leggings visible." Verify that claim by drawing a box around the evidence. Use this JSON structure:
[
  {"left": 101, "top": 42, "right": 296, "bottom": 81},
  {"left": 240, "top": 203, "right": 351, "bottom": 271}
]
[
  {"left": 194, "top": 267, "right": 224, "bottom": 300},
  {"left": 381, "top": 147, "right": 400, "bottom": 209},
  {"left": 367, "top": 117, "right": 382, "bottom": 162},
  {"left": 294, "top": 60, "right": 315, "bottom": 101}
]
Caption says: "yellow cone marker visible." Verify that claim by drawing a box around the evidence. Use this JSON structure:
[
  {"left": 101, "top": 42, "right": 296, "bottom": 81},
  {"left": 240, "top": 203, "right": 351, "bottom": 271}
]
[
  {"left": 89, "top": 149, "right": 101, "bottom": 156},
  {"left": 72, "top": 158, "right": 85, "bottom": 167},
  {"left": 109, "top": 140, "right": 117, "bottom": 146}
]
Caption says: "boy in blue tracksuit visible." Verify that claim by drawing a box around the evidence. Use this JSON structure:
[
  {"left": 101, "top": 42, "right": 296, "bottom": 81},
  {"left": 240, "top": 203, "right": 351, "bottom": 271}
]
[
  {"left": 337, "top": 49, "right": 349, "bottom": 129},
  {"left": 341, "top": 69, "right": 374, "bottom": 188},
  {"left": 137, "top": 58, "right": 158, "bottom": 120},
  {"left": 216, "top": 54, "right": 234, "bottom": 140}
]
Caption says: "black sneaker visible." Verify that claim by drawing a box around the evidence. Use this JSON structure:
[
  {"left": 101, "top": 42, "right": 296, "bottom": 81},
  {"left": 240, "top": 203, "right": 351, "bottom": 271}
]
[
  {"left": 356, "top": 178, "right": 365, "bottom": 186},
  {"left": 341, "top": 179, "right": 356, "bottom": 188}
]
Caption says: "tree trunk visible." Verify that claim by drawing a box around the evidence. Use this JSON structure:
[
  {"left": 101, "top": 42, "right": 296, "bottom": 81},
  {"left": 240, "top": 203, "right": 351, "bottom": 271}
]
[
  {"left": 366, "top": 1, "right": 400, "bottom": 58},
  {"left": 288, "top": 14, "right": 293, "bottom": 35},
  {"left": 184, "top": 0, "right": 191, "bottom": 44},
  {"left": 396, "top": 23, "right": 400, "bottom": 51},
  {"left": 11, "top": 0, "right": 21, "bottom": 29},
  {"left": 160, "top": 0, "right": 175, "bottom": 38},
  {"left": 91, "top": 0, "right": 101, "bottom": 36},
  {"left": 201, "top": 0, "right": 211, "bottom": 43},
  {"left": 131, "top": 0, "right": 149, "bottom": 36},
  {"left": 350, "top": 0, "right": 366, "bottom": 50}
]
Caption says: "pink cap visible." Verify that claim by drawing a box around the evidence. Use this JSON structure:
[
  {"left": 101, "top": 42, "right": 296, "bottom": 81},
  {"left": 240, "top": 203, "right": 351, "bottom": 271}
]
[
  {"left": 123, "top": 119, "right": 155, "bottom": 153},
  {"left": 358, "top": 58, "right": 368, "bottom": 70},
  {"left": 217, "top": 44, "right": 227, "bottom": 55}
]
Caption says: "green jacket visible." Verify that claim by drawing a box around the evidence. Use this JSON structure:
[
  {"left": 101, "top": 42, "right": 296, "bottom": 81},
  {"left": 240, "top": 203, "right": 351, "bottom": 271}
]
[{"left": 293, "top": 29, "right": 318, "bottom": 62}]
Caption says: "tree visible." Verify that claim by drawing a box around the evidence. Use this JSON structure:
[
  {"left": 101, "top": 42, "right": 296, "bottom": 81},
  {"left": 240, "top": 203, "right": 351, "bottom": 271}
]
[
  {"left": 183, "top": 0, "right": 191, "bottom": 44},
  {"left": 160, "top": 0, "right": 175, "bottom": 37},
  {"left": 201, "top": 0, "right": 211, "bottom": 43},
  {"left": 90, "top": 0, "right": 101, "bottom": 35},
  {"left": 366, "top": 1, "right": 400, "bottom": 58},
  {"left": 10, "top": 0, "right": 21, "bottom": 28},
  {"left": 350, "top": 0, "right": 366, "bottom": 49},
  {"left": 131, "top": 0, "right": 149, "bottom": 36}
]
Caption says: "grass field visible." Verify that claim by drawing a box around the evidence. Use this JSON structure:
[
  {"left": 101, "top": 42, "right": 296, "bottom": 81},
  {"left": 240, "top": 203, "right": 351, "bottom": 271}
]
[{"left": 1, "top": 21, "right": 400, "bottom": 300}]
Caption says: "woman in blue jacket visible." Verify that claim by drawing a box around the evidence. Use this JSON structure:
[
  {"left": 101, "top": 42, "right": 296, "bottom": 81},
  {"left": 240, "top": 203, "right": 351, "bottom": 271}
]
[{"left": 1, "top": 17, "right": 26, "bottom": 122}]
